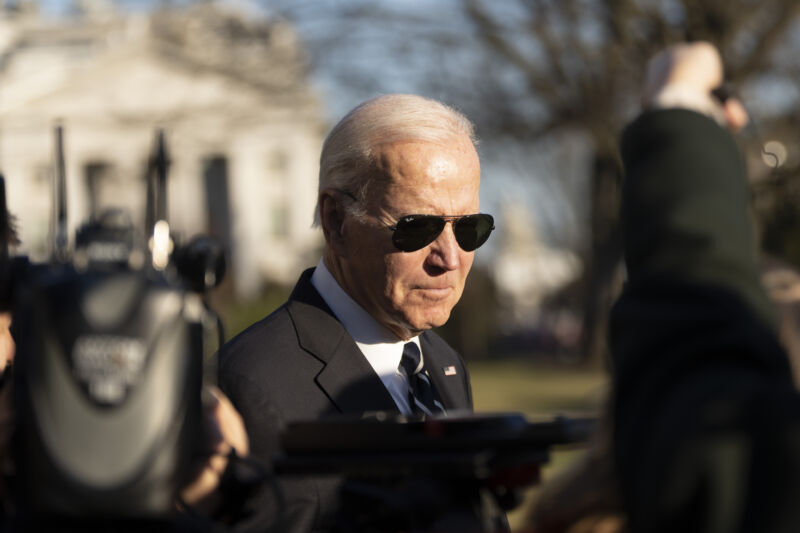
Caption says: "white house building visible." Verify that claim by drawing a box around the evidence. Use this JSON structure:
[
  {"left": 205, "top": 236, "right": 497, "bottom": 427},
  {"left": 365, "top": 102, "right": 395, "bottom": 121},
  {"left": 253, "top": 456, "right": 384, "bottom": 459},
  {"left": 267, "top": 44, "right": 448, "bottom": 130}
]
[{"left": 0, "top": 1, "right": 326, "bottom": 297}]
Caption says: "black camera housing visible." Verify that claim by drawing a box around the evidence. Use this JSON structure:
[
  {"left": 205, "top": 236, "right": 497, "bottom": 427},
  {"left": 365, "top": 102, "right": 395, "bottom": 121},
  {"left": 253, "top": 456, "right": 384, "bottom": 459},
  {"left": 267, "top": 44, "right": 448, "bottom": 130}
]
[
  {"left": 0, "top": 128, "right": 224, "bottom": 528},
  {"left": 12, "top": 258, "right": 204, "bottom": 520}
]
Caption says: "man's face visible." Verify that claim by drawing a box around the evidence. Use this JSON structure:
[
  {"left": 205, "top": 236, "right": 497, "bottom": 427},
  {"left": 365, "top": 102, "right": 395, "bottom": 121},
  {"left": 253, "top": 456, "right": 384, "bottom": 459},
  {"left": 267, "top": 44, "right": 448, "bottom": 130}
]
[{"left": 338, "top": 134, "right": 481, "bottom": 340}]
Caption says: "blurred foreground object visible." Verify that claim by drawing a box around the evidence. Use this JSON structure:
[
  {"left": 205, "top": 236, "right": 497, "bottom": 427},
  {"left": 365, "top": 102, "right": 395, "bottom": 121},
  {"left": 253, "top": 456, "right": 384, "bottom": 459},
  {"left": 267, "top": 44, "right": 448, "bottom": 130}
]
[
  {"left": 276, "top": 413, "right": 593, "bottom": 533},
  {"left": 611, "top": 42, "right": 800, "bottom": 533},
  {"left": 0, "top": 128, "right": 229, "bottom": 531}
]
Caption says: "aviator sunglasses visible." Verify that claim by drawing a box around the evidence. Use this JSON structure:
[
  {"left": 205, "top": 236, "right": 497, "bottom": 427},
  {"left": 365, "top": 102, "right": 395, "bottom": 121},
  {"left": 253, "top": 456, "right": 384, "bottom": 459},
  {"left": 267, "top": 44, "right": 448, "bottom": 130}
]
[
  {"left": 337, "top": 189, "right": 495, "bottom": 252},
  {"left": 389, "top": 213, "right": 495, "bottom": 252}
]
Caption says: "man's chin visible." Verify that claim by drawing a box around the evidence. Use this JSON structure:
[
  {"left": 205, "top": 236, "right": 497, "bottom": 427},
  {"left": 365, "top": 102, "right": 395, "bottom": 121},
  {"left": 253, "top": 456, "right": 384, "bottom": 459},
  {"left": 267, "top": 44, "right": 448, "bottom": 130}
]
[
  {"left": 384, "top": 305, "right": 455, "bottom": 339},
  {"left": 406, "top": 311, "right": 453, "bottom": 334}
]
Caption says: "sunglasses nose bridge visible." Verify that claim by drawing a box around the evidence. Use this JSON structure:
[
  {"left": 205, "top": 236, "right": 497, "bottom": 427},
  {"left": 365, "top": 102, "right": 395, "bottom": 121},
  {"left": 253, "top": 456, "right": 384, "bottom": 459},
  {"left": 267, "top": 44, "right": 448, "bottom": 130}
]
[
  {"left": 438, "top": 216, "right": 462, "bottom": 238},
  {"left": 427, "top": 221, "right": 462, "bottom": 268},
  {"left": 435, "top": 216, "right": 472, "bottom": 252}
]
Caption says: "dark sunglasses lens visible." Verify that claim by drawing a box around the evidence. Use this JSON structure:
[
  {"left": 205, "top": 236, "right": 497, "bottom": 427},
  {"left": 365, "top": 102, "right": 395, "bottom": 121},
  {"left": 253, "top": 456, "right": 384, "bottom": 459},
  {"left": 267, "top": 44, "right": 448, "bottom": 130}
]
[
  {"left": 392, "top": 216, "right": 446, "bottom": 252},
  {"left": 454, "top": 214, "right": 495, "bottom": 251}
]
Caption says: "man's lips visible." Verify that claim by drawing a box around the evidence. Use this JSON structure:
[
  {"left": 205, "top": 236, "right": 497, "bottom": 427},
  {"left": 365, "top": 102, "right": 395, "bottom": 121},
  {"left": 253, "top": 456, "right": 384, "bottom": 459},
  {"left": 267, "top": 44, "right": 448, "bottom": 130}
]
[{"left": 413, "top": 285, "right": 453, "bottom": 296}]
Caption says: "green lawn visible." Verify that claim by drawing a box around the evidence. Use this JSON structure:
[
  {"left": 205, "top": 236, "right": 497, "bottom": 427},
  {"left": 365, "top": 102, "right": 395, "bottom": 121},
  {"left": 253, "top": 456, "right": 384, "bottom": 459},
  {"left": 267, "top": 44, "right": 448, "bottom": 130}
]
[
  {"left": 468, "top": 359, "right": 609, "bottom": 417},
  {"left": 466, "top": 360, "right": 610, "bottom": 530}
]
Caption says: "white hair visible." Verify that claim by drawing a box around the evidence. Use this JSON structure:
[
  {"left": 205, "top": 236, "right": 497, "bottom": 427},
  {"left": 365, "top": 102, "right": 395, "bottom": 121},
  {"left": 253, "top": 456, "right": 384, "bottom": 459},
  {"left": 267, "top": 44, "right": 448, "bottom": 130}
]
[{"left": 313, "top": 93, "right": 477, "bottom": 225}]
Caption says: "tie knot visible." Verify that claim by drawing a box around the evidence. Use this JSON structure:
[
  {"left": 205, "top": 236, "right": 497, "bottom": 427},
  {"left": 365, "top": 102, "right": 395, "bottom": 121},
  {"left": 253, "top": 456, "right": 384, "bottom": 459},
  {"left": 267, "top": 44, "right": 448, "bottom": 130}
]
[{"left": 399, "top": 342, "right": 422, "bottom": 377}]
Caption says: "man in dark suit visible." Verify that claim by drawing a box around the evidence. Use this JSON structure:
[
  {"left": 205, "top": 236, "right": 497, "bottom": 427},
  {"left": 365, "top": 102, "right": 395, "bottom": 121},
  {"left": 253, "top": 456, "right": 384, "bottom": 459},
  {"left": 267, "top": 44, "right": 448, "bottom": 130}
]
[
  {"left": 612, "top": 42, "right": 800, "bottom": 532},
  {"left": 218, "top": 94, "right": 494, "bottom": 532}
]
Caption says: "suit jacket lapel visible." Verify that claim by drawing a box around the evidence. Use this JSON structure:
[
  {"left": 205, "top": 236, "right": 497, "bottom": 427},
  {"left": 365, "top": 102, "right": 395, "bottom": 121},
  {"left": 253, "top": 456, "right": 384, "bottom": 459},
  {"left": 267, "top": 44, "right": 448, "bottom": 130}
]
[
  {"left": 420, "top": 333, "right": 467, "bottom": 412},
  {"left": 287, "top": 269, "right": 398, "bottom": 414}
]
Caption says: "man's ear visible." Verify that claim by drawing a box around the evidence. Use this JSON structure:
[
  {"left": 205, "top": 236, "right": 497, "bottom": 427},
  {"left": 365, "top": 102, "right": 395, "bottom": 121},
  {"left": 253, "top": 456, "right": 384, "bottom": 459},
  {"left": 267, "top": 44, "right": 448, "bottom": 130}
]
[{"left": 319, "top": 189, "right": 348, "bottom": 257}]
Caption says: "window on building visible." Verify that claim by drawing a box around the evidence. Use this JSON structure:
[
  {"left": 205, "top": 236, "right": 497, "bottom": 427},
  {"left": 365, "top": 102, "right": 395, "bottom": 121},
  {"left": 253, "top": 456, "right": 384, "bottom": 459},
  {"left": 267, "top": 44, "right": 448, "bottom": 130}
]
[
  {"left": 271, "top": 202, "right": 289, "bottom": 239},
  {"left": 202, "top": 155, "right": 232, "bottom": 249},
  {"left": 84, "top": 161, "right": 115, "bottom": 219}
]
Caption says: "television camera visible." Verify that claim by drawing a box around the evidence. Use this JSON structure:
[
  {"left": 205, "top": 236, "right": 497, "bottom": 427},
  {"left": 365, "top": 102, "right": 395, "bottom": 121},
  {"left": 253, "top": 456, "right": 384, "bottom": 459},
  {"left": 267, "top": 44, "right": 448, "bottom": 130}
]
[{"left": 0, "top": 126, "right": 226, "bottom": 531}]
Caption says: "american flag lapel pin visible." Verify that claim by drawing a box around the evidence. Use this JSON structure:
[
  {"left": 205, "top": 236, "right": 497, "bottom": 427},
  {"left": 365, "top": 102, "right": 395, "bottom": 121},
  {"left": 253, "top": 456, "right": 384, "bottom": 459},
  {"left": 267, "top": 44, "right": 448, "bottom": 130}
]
[{"left": 443, "top": 365, "right": 457, "bottom": 376}]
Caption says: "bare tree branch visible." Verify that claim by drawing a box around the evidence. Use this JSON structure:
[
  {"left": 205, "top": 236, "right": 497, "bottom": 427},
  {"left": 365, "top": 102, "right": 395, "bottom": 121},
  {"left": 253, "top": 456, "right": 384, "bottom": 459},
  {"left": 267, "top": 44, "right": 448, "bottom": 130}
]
[{"left": 730, "top": 1, "right": 800, "bottom": 80}]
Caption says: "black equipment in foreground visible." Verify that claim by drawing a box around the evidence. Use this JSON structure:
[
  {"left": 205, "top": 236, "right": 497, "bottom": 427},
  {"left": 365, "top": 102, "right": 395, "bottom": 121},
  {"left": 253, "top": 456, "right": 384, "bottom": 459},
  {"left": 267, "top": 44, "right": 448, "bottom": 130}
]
[
  {"left": 0, "top": 126, "right": 226, "bottom": 531},
  {"left": 276, "top": 413, "right": 594, "bottom": 532}
]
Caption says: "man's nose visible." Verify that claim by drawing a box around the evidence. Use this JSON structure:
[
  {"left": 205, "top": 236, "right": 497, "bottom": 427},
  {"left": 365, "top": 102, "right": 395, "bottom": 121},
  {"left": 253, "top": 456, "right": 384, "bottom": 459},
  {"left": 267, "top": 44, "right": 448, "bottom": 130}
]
[{"left": 427, "top": 223, "right": 461, "bottom": 270}]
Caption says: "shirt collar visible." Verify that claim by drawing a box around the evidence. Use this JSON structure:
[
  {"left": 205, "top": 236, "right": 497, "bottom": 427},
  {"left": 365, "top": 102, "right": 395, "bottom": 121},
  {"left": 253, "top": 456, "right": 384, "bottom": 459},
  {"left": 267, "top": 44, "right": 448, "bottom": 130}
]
[{"left": 310, "top": 259, "right": 421, "bottom": 377}]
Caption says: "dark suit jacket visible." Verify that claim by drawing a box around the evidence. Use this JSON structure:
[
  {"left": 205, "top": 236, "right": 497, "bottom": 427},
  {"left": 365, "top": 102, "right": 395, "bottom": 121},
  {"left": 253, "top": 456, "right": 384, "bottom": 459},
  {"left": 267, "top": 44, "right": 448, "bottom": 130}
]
[
  {"left": 218, "top": 267, "right": 473, "bottom": 532},
  {"left": 612, "top": 109, "right": 800, "bottom": 532}
]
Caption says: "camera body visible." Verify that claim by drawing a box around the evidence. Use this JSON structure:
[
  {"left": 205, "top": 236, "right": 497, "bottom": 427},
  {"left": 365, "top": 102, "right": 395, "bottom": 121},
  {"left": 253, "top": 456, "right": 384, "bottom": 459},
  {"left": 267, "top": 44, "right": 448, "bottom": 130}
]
[
  {"left": 12, "top": 255, "right": 204, "bottom": 519},
  {"left": 0, "top": 128, "right": 225, "bottom": 526}
]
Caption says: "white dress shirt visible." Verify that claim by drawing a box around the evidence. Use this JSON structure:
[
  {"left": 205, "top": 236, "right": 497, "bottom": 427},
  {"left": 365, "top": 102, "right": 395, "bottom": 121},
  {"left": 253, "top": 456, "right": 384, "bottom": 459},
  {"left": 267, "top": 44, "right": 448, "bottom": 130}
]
[{"left": 310, "top": 258, "right": 418, "bottom": 415}]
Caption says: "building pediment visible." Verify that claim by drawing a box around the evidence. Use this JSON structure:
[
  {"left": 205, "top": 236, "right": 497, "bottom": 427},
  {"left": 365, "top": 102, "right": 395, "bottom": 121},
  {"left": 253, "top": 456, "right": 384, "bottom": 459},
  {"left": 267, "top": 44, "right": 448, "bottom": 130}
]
[
  {"left": 5, "top": 43, "right": 315, "bottom": 122},
  {"left": 0, "top": 4, "right": 318, "bottom": 125}
]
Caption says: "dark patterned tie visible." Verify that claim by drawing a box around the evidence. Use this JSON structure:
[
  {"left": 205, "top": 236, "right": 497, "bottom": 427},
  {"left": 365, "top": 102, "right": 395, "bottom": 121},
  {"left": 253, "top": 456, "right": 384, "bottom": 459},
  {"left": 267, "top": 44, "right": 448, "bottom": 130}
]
[{"left": 399, "top": 342, "right": 445, "bottom": 416}]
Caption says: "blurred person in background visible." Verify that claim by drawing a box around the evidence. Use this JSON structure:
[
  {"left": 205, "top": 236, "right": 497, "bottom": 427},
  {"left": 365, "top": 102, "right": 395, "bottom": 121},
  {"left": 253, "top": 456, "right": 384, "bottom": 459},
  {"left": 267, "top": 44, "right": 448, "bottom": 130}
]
[{"left": 218, "top": 93, "right": 495, "bottom": 532}]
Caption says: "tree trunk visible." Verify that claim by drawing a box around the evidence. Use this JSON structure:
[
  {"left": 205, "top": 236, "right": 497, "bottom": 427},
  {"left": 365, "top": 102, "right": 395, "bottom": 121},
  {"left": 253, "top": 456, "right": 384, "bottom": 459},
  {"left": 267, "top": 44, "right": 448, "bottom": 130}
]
[{"left": 580, "top": 150, "right": 623, "bottom": 369}]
